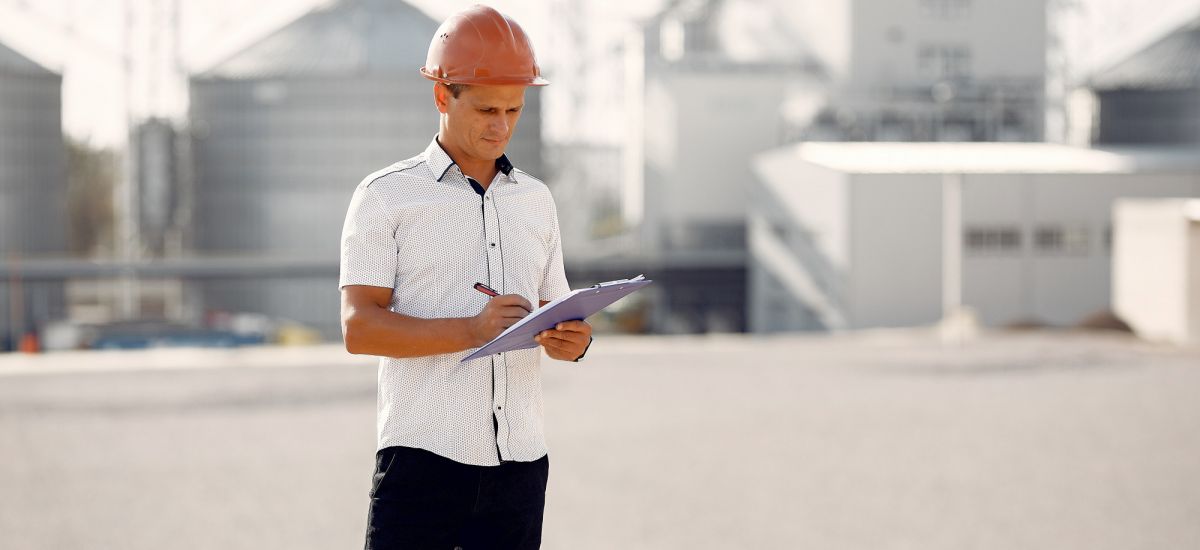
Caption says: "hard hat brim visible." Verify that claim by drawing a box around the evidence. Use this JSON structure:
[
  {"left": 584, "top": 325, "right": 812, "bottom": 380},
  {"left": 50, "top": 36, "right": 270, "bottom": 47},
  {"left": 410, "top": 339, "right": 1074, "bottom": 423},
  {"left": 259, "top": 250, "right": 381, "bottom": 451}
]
[{"left": 420, "top": 67, "right": 549, "bottom": 87}]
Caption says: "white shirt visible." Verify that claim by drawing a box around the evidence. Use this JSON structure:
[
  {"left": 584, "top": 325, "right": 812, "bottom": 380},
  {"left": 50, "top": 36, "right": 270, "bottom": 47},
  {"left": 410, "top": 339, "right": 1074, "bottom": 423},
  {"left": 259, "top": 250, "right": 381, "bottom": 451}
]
[{"left": 339, "top": 138, "right": 571, "bottom": 466}]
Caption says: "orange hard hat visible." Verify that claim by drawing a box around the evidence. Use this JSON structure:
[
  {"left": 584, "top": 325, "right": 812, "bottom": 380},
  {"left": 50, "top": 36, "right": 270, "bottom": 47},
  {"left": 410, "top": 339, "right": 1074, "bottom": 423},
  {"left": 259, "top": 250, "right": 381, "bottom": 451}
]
[{"left": 420, "top": 4, "right": 549, "bottom": 87}]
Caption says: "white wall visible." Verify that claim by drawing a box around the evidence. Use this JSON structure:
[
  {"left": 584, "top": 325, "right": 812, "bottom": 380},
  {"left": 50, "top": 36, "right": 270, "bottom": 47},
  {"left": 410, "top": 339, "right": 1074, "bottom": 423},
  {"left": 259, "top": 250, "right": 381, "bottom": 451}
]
[
  {"left": 749, "top": 155, "right": 851, "bottom": 332},
  {"left": 641, "top": 68, "right": 798, "bottom": 250},
  {"left": 960, "top": 174, "right": 1033, "bottom": 325},
  {"left": 771, "top": 161, "right": 852, "bottom": 271},
  {"left": 957, "top": 173, "right": 1199, "bottom": 327},
  {"left": 1026, "top": 174, "right": 1196, "bottom": 324},
  {"left": 1112, "top": 199, "right": 1193, "bottom": 343},
  {"left": 848, "top": 174, "right": 944, "bottom": 328},
  {"left": 1025, "top": 175, "right": 1120, "bottom": 325},
  {"left": 1190, "top": 216, "right": 1200, "bottom": 343},
  {"left": 824, "top": 170, "right": 1199, "bottom": 331}
]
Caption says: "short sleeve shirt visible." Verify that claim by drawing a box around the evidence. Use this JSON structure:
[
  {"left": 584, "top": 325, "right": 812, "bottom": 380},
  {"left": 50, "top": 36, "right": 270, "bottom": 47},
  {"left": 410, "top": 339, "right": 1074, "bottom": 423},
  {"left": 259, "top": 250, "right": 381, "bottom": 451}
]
[{"left": 339, "top": 138, "right": 571, "bottom": 466}]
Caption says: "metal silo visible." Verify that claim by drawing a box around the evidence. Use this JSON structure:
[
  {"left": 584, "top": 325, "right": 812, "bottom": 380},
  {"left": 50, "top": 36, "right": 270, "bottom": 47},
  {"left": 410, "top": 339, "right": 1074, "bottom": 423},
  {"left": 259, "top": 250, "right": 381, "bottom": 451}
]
[
  {"left": 0, "top": 40, "right": 67, "bottom": 350},
  {"left": 188, "top": 0, "right": 546, "bottom": 338}
]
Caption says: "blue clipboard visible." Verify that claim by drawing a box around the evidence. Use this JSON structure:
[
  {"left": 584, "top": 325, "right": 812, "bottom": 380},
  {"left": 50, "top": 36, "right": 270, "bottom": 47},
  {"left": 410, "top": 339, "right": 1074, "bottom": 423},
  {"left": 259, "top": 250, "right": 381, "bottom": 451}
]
[{"left": 461, "top": 275, "right": 652, "bottom": 362}]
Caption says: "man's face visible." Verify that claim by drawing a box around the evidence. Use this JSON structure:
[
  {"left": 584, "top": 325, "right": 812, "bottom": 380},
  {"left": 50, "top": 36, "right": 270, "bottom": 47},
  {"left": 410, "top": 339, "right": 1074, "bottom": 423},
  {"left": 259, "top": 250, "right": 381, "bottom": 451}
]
[{"left": 436, "top": 84, "right": 526, "bottom": 163}]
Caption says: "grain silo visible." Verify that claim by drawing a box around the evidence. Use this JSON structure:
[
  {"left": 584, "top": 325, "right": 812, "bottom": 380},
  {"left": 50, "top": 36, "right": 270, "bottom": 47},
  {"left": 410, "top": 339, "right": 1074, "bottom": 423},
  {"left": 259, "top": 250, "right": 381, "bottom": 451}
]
[
  {"left": 188, "top": 0, "right": 546, "bottom": 338},
  {"left": 0, "top": 40, "right": 67, "bottom": 350}
]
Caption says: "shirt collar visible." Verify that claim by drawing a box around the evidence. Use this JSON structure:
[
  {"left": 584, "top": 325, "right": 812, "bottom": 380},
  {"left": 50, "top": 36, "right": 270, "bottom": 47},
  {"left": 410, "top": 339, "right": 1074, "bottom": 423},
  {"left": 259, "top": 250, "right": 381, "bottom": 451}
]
[{"left": 426, "top": 137, "right": 516, "bottom": 183}]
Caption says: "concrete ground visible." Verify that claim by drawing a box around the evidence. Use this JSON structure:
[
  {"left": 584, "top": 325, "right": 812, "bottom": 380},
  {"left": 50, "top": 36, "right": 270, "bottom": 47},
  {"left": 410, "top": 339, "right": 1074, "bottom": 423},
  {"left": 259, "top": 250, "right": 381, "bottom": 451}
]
[{"left": 1, "top": 330, "right": 1198, "bottom": 549}]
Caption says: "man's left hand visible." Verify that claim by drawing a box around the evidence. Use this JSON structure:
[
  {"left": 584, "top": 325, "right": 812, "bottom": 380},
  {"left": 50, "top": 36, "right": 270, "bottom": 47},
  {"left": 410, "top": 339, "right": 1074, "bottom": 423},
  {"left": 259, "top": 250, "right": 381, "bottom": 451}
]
[{"left": 535, "top": 320, "right": 592, "bottom": 361}]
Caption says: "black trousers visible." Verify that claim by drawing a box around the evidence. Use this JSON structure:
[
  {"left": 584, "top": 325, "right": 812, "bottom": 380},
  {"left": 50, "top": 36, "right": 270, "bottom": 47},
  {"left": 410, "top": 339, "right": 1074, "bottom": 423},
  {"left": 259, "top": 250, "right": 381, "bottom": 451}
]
[{"left": 365, "top": 446, "right": 549, "bottom": 550}]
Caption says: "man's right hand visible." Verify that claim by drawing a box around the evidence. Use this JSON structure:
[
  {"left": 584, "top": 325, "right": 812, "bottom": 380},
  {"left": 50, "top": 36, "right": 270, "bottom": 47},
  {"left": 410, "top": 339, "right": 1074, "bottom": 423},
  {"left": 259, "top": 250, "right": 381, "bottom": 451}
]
[{"left": 469, "top": 294, "right": 532, "bottom": 346}]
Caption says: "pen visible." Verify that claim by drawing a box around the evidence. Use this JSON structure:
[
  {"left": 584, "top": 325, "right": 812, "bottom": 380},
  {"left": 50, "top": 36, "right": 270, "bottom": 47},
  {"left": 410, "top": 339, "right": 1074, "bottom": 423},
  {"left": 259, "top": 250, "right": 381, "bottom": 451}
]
[
  {"left": 474, "top": 282, "right": 533, "bottom": 313},
  {"left": 473, "top": 282, "right": 500, "bottom": 297}
]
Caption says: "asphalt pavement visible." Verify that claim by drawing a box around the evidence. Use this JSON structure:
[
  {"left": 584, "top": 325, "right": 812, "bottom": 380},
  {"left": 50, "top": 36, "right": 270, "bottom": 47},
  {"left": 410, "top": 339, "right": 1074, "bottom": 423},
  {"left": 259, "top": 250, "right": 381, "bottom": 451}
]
[{"left": 1, "top": 330, "right": 1198, "bottom": 549}]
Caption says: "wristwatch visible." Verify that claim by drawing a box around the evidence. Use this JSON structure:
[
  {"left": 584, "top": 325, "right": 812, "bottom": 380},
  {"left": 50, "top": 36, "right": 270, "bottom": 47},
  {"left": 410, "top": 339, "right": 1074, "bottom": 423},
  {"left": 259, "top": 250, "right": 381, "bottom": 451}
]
[{"left": 572, "top": 337, "right": 593, "bottom": 362}]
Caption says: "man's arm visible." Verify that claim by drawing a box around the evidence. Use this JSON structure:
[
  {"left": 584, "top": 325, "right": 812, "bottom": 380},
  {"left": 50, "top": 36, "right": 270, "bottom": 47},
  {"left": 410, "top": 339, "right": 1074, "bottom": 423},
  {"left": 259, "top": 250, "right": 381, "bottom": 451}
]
[{"left": 340, "top": 284, "right": 531, "bottom": 358}]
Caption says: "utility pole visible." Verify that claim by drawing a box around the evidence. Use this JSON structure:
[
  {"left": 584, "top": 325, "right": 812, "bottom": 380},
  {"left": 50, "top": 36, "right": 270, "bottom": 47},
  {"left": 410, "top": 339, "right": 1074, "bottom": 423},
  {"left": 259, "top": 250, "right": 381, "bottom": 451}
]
[
  {"left": 116, "top": 0, "right": 139, "bottom": 319},
  {"left": 941, "top": 172, "right": 971, "bottom": 345}
]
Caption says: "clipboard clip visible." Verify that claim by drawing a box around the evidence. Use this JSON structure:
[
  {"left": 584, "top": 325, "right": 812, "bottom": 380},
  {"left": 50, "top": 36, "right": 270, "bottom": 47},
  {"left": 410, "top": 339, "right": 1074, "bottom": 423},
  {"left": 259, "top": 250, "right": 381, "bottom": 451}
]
[{"left": 591, "top": 274, "right": 645, "bottom": 289}]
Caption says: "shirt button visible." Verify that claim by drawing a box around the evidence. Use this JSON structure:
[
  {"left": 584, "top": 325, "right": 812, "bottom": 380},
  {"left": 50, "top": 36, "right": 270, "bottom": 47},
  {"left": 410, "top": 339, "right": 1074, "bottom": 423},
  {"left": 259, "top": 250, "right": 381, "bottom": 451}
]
[
  {"left": 496, "top": 406, "right": 502, "bottom": 410},
  {"left": 485, "top": 196, "right": 491, "bottom": 201},
  {"left": 489, "top": 242, "right": 496, "bottom": 248}
]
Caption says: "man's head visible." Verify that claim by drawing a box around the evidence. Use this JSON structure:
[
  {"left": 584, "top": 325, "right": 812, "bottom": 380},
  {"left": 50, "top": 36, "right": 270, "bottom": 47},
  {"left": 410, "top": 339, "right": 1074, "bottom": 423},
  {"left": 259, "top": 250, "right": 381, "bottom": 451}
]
[
  {"left": 434, "top": 82, "right": 525, "bottom": 162},
  {"left": 420, "top": 5, "right": 547, "bottom": 163}
]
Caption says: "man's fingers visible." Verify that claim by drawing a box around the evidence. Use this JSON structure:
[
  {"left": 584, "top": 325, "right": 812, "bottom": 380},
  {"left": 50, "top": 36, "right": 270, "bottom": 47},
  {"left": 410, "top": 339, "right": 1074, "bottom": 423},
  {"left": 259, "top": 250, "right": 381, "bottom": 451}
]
[
  {"left": 536, "top": 336, "right": 572, "bottom": 355},
  {"left": 553, "top": 320, "right": 585, "bottom": 331},
  {"left": 538, "top": 330, "right": 586, "bottom": 347},
  {"left": 538, "top": 336, "right": 574, "bottom": 350},
  {"left": 553, "top": 331, "right": 588, "bottom": 346},
  {"left": 496, "top": 305, "right": 531, "bottom": 319},
  {"left": 493, "top": 294, "right": 532, "bottom": 312}
]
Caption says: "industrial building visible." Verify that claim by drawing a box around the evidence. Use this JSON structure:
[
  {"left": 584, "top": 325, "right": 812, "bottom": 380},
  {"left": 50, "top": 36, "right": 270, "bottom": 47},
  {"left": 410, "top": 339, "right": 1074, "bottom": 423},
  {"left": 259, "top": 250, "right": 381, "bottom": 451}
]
[
  {"left": 748, "top": 142, "right": 1200, "bottom": 332},
  {"left": 608, "top": 0, "right": 824, "bottom": 333},
  {"left": 778, "top": 0, "right": 1047, "bottom": 142},
  {"left": 607, "top": 0, "right": 1050, "bottom": 334},
  {"left": 0, "top": 40, "right": 67, "bottom": 351},
  {"left": 187, "top": 0, "right": 544, "bottom": 338},
  {"left": 1090, "top": 14, "right": 1200, "bottom": 144},
  {"left": 636, "top": 1, "right": 821, "bottom": 260}
]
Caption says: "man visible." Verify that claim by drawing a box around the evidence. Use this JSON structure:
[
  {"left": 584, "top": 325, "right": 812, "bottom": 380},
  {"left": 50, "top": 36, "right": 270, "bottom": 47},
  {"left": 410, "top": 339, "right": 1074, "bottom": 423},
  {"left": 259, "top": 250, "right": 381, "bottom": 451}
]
[{"left": 338, "top": 5, "right": 591, "bottom": 549}]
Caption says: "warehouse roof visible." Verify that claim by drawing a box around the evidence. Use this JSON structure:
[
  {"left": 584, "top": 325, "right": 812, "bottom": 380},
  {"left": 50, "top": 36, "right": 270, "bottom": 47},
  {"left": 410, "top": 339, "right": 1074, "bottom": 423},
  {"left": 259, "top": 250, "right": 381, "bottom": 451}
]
[
  {"left": 1090, "top": 15, "right": 1200, "bottom": 91},
  {"left": 198, "top": 0, "right": 438, "bottom": 79},
  {"left": 757, "top": 142, "right": 1200, "bottom": 175},
  {"left": 0, "top": 40, "right": 56, "bottom": 76}
]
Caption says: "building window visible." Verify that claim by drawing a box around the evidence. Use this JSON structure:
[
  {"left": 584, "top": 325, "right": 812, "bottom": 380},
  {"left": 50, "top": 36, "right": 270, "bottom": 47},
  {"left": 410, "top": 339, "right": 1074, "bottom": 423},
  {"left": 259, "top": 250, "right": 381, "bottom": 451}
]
[
  {"left": 919, "top": 44, "right": 972, "bottom": 79},
  {"left": 921, "top": 0, "right": 971, "bottom": 18},
  {"left": 1035, "top": 225, "right": 1090, "bottom": 255},
  {"left": 965, "top": 226, "right": 1021, "bottom": 253}
]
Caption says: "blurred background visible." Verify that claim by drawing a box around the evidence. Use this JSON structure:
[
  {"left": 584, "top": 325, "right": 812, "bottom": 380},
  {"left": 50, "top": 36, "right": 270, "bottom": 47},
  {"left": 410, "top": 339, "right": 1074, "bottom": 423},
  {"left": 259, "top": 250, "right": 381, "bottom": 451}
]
[
  {"left": 1, "top": 0, "right": 1198, "bottom": 548},
  {"left": 0, "top": 0, "right": 1196, "bottom": 347}
]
